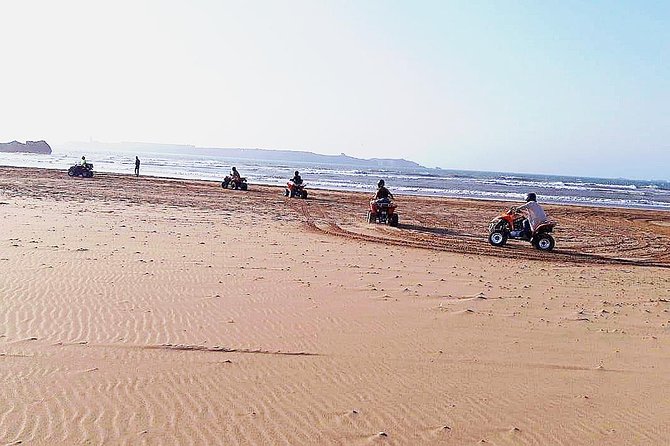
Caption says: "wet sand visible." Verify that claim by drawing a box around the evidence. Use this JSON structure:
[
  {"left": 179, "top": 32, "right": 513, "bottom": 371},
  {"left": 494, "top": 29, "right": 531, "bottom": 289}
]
[{"left": 1, "top": 166, "right": 669, "bottom": 445}]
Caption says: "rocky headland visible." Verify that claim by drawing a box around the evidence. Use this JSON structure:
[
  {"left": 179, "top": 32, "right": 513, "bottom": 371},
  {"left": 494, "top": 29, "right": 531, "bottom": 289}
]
[{"left": 0, "top": 140, "right": 52, "bottom": 154}]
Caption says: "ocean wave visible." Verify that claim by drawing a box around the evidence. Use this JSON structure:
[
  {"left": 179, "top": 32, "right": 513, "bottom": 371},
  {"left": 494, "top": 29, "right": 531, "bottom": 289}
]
[{"left": 2, "top": 150, "right": 669, "bottom": 210}]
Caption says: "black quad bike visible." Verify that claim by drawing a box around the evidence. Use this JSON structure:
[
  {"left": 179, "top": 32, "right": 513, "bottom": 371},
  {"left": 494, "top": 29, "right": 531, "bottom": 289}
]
[
  {"left": 68, "top": 163, "right": 94, "bottom": 178},
  {"left": 222, "top": 175, "right": 248, "bottom": 190}
]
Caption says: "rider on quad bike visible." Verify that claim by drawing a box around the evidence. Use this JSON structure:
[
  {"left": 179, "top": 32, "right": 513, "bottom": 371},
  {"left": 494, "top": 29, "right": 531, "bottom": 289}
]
[
  {"left": 488, "top": 192, "right": 556, "bottom": 251},
  {"left": 68, "top": 156, "right": 94, "bottom": 178},
  {"left": 291, "top": 171, "right": 303, "bottom": 186},
  {"left": 221, "top": 166, "right": 248, "bottom": 190},
  {"left": 285, "top": 171, "right": 307, "bottom": 198},
  {"left": 374, "top": 179, "right": 393, "bottom": 202},
  {"left": 231, "top": 167, "right": 241, "bottom": 181},
  {"left": 367, "top": 180, "right": 399, "bottom": 226},
  {"left": 515, "top": 193, "right": 547, "bottom": 239}
]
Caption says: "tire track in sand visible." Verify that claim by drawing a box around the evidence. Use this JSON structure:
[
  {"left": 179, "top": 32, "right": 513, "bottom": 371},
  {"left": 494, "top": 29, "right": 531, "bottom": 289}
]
[{"left": 294, "top": 196, "right": 670, "bottom": 268}]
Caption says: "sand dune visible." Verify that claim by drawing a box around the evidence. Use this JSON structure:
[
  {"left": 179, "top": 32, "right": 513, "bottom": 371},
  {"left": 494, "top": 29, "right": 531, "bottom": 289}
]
[{"left": 1, "top": 167, "right": 669, "bottom": 445}]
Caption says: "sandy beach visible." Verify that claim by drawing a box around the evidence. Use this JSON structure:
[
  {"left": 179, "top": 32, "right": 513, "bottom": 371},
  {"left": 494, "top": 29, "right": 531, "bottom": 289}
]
[{"left": 1, "top": 166, "right": 669, "bottom": 445}]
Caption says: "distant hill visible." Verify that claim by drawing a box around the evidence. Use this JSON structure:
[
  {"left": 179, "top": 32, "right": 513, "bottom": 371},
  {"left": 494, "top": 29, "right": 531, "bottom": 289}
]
[
  {"left": 194, "top": 148, "right": 424, "bottom": 170},
  {"left": 0, "top": 140, "right": 52, "bottom": 154},
  {"left": 59, "top": 141, "right": 424, "bottom": 170}
]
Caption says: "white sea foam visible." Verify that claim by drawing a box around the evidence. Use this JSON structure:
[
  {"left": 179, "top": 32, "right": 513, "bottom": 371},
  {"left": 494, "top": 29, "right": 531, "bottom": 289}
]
[{"left": 1, "top": 149, "right": 668, "bottom": 210}]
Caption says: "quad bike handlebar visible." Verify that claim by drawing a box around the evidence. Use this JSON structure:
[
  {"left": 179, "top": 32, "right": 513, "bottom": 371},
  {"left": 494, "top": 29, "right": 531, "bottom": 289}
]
[
  {"left": 499, "top": 207, "right": 521, "bottom": 218},
  {"left": 370, "top": 199, "right": 395, "bottom": 207}
]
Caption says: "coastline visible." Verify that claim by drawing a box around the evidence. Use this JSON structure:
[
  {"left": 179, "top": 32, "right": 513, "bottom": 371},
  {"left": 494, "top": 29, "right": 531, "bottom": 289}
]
[
  {"left": 1, "top": 165, "right": 669, "bottom": 444},
  {"left": 1, "top": 157, "right": 669, "bottom": 211},
  {"left": 1, "top": 165, "right": 669, "bottom": 267}
]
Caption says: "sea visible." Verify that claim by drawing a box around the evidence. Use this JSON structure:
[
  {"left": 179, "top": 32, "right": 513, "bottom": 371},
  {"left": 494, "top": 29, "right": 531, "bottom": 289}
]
[{"left": 1, "top": 149, "right": 669, "bottom": 210}]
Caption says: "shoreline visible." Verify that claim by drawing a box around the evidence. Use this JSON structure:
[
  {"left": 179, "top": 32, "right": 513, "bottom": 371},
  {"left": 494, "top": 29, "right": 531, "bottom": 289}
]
[
  {"left": 2, "top": 165, "right": 669, "bottom": 268},
  {"left": 2, "top": 162, "right": 669, "bottom": 212}
]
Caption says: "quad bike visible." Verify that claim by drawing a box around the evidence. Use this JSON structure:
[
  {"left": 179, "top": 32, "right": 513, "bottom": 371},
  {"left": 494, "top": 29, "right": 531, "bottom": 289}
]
[
  {"left": 367, "top": 199, "right": 399, "bottom": 227},
  {"left": 488, "top": 208, "right": 556, "bottom": 251},
  {"left": 68, "top": 163, "right": 94, "bottom": 178},
  {"left": 221, "top": 175, "right": 248, "bottom": 190},
  {"left": 284, "top": 181, "right": 308, "bottom": 199}
]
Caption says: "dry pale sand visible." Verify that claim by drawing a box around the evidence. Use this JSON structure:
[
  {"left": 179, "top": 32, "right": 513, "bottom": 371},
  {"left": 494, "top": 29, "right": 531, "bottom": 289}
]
[{"left": 0, "top": 166, "right": 669, "bottom": 445}]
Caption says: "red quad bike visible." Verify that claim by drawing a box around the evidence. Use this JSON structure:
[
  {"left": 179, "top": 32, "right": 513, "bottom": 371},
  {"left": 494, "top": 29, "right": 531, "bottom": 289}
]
[
  {"left": 367, "top": 199, "right": 399, "bottom": 227},
  {"left": 221, "top": 176, "right": 248, "bottom": 190},
  {"left": 284, "top": 181, "right": 308, "bottom": 199},
  {"left": 488, "top": 208, "right": 556, "bottom": 251}
]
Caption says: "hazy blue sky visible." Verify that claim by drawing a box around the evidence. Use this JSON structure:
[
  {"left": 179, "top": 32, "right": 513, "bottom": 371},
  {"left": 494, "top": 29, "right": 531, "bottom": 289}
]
[{"left": 1, "top": 1, "right": 668, "bottom": 179}]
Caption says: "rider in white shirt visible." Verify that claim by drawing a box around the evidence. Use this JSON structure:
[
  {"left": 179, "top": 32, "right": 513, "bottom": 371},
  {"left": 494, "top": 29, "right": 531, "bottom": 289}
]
[{"left": 515, "top": 193, "right": 548, "bottom": 236}]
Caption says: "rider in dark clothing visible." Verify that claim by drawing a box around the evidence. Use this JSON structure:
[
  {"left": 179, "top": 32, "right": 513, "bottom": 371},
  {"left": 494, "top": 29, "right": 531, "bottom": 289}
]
[
  {"left": 228, "top": 166, "right": 242, "bottom": 189},
  {"left": 291, "top": 171, "right": 303, "bottom": 185},
  {"left": 374, "top": 179, "right": 393, "bottom": 201}
]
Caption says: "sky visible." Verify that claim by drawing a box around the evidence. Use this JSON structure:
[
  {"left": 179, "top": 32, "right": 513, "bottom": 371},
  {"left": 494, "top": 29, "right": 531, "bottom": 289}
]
[{"left": 0, "top": 0, "right": 668, "bottom": 179}]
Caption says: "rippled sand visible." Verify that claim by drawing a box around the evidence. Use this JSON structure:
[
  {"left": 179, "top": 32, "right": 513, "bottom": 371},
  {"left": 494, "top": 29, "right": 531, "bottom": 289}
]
[{"left": 1, "top": 167, "right": 669, "bottom": 445}]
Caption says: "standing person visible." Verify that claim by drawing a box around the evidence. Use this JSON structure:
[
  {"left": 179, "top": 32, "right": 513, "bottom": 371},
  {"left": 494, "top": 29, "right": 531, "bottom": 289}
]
[{"left": 135, "top": 156, "right": 140, "bottom": 177}]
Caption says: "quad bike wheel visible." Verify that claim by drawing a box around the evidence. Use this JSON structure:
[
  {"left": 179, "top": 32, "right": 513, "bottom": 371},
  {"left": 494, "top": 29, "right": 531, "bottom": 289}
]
[
  {"left": 284, "top": 189, "right": 290, "bottom": 197},
  {"left": 301, "top": 190, "right": 308, "bottom": 199},
  {"left": 240, "top": 183, "right": 248, "bottom": 191},
  {"left": 389, "top": 214, "right": 399, "bottom": 227},
  {"left": 534, "top": 234, "right": 555, "bottom": 251},
  {"left": 488, "top": 231, "right": 508, "bottom": 247},
  {"left": 85, "top": 171, "right": 93, "bottom": 178},
  {"left": 68, "top": 167, "right": 76, "bottom": 177},
  {"left": 367, "top": 211, "right": 376, "bottom": 223}
]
